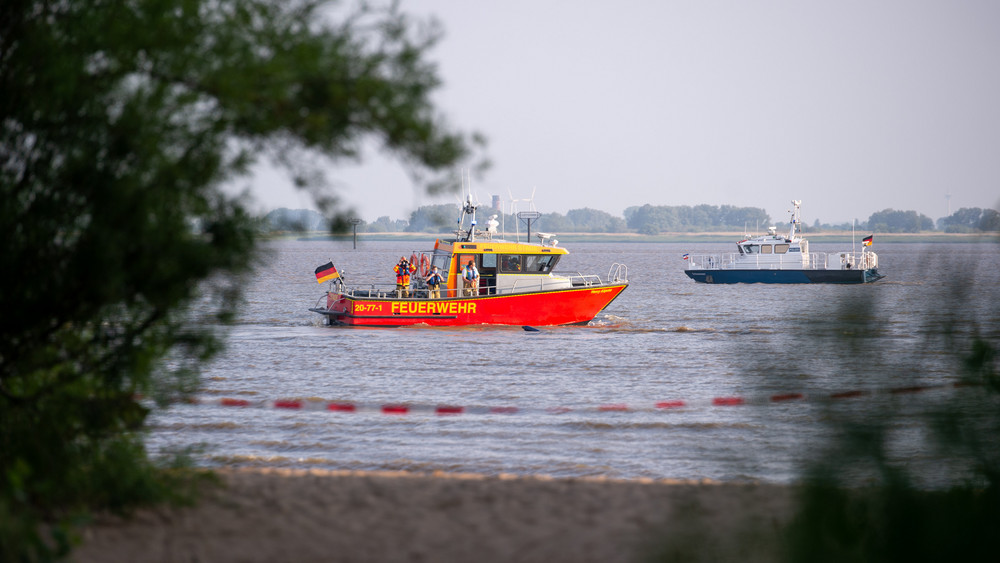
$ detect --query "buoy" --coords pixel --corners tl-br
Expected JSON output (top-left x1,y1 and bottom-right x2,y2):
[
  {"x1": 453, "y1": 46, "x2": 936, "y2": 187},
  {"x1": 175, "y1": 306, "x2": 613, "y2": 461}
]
[
  {"x1": 655, "y1": 400, "x2": 686, "y2": 409},
  {"x1": 712, "y1": 397, "x2": 745, "y2": 406},
  {"x1": 220, "y1": 398, "x2": 251, "y2": 407}
]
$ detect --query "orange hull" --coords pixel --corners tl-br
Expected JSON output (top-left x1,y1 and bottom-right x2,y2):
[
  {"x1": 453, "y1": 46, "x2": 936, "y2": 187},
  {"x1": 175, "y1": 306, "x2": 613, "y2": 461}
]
[{"x1": 313, "y1": 284, "x2": 628, "y2": 327}]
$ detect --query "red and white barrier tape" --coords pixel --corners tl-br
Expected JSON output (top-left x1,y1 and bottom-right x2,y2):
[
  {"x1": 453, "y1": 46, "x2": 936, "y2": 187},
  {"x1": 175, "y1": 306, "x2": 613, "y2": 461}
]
[{"x1": 173, "y1": 382, "x2": 976, "y2": 416}]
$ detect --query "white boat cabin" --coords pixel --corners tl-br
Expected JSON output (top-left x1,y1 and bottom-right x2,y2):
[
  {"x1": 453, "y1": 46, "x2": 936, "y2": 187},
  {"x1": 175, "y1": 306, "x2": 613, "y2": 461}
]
[{"x1": 687, "y1": 201, "x2": 879, "y2": 272}]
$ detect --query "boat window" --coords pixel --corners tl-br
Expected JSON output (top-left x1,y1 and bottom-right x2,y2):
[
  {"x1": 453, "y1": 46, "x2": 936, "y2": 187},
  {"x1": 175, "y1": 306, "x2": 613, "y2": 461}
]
[
  {"x1": 760, "y1": 245, "x2": 773, "y2": 254},
  {"x1": 480, "y1": 254, "x2": 497, "y2": 269},
  {"x1": 745, "y1": 245, "x2": 759, "y2": 254},
  {"x1": 523, "y1": 254, "x2": 559, "y2": 273},
  {"x1": 774, "y1": 244, "x2": 789, "y2": 254},
  {"x1": 499, "y1": 254, "x2": 522, "y2": 273},
  {"x1": 431, "y1": 252, "x2": 450, "y2": 274}
]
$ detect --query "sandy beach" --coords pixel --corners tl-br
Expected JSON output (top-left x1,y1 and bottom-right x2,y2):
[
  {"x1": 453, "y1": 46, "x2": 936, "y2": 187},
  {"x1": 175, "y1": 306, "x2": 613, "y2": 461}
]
[{"x1": 73, "y1": 468, "x2": 797, "y2": 563}]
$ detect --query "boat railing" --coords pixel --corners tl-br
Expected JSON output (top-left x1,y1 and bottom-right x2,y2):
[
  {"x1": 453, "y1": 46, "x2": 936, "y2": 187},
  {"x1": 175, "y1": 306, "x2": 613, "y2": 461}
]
[
  {"x1": 687, "y1": 251, "x2": 878, "y2": 271},
  {"x1": 607, "y1": 263, "x2": 628, "y2": 283},
  {"x1": 318, "y1": 263, "x2": 631, "y2": 304},
  {"x1": 566, "y1": 273, "x2": 603, "y2": 287},
  {"x1": 324, "y1": 282, "x2": 499, "y2": 300},
  {"x1": 827, "y1": 250, "x2": 879, "y2": 271},
  {"x1": 684, "y1": 253, "x2": 740, "y2": 270},
  {"x1": 509, "y1": 278, "x2": 545, "y2": 293},
  {"x1": 862, "y1": 251, "x2": 878, "y2": 270},
  {"x1": 334, "y1": 282, "x2": 399, "y2": 299},
  {"x1": 685, "y1": 253, "x2": 825, "y2": 270}
]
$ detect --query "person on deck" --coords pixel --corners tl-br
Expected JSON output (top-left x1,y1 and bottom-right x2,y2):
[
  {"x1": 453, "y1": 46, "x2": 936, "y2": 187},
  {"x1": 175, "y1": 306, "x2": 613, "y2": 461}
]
[
  {"x1": 394, "y1": 257, "x2": 416, "y2": 298},
  {"x1": 425, "y1": 265, "x2": 444, "y2": 299},
  {"x1": 462, "y1": 260, "x2": 479, "y2": 297}
]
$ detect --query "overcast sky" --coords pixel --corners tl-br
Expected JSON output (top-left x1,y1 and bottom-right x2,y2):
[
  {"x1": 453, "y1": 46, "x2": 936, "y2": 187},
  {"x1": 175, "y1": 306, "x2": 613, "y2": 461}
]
[{"x1": 242, "y1": 0, "x2": 1000, "y2": 225}]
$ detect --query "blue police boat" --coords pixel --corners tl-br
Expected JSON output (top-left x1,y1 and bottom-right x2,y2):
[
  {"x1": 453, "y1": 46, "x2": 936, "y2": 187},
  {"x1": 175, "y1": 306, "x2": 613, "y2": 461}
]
[{"x1": 683, "y1": 200, "x2": 885, "y2": 284}]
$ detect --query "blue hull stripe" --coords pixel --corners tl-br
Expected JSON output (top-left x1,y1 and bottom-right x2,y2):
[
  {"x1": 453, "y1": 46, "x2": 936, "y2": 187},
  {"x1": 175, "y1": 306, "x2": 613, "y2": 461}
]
[{"x1": 685, "y1": 269, "x2": 880, "y2": 284}]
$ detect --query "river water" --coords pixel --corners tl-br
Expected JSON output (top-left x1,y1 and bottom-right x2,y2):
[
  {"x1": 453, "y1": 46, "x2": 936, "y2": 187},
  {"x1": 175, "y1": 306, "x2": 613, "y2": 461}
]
[{"x1": 147, "y1": 238, "x2": 1000, "y2": 484}]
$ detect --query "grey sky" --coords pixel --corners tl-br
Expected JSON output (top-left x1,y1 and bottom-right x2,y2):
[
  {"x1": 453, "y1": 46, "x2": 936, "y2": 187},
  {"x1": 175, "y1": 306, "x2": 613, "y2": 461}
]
[{"x1": 244, "y1": 0, "x2": 1000, "y2": 225}]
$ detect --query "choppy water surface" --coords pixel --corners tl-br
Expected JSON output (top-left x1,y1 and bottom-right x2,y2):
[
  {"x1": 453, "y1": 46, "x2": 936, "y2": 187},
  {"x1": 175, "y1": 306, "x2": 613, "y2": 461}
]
[{"x1": 148, "y1": 239, "x2": 1000, "y2": 484}]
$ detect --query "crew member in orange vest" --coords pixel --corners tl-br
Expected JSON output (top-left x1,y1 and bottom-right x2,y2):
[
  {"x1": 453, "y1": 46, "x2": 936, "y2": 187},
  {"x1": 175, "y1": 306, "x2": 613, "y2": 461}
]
[{"x1": 394, "y1": 257, "x2": 416, "y2": 298}]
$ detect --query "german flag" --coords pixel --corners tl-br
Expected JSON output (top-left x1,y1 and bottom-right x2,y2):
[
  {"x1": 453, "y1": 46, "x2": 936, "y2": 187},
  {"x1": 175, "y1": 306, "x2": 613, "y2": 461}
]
[
  {"x1": 862, "y1": 235, "x2": 873, "y2": 247},
  {"x1": 315, "y1": 261, "x2": 340, "y2": 284}
]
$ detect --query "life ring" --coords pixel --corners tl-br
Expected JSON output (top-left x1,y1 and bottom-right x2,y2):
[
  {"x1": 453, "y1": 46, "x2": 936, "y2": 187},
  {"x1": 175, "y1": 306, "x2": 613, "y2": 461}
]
[
  {"x1": 419, "y1": 254, "x2": 430, "y2": 277},
  {"x1": 409, "y1": 253, "x2": 419, "y2": 272}
]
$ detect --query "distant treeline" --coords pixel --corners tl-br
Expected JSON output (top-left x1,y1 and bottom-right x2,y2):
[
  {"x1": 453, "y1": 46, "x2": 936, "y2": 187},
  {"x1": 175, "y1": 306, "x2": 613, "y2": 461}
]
[
  {"x1": 623, "y1": 204, "x2": 769, "y2": 234},
  {"x1": 263, "y1": 205, "x2": 1000, "y2": 235},
  {"x1": 936, "y1": 207, "x2": 1000, "y2": 233}
]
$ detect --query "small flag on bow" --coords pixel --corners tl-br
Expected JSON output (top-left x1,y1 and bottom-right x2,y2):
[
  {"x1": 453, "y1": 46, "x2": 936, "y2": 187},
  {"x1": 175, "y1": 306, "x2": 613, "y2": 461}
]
[
  {"x1": 315, "y1": 261, "x2": 340, "y2": 284},
  {"x1": 862, "y1": 235, "x2": 873, "y2": 247}
]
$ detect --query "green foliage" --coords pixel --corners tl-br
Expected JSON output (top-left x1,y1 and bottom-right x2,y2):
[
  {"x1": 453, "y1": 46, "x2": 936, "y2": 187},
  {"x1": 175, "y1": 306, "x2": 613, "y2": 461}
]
[
  {"x1": 808, "y1": 218, "x2": 861, "y2": 231},
  {"x1": 1, "y1": 0, "x2": 473, "y2": 560},
  {"x1": 365, "y1": 215, "x2": 408, "y2": 233},
  {"x1": 626, "y1": 203, "x2": 770, "y2": 234},
  {"x1": 784, "y1": 483, "x2": 1000, "y2": 563},
  {"x1": 402, "y1": 204, "x2": 627, "y2": 234},
  {"x1": 264, "y1": 208, "x2": 329, "y2": 232},
  {"x1": 536, "y1": 212, "x2": 573, "y2": 233},
  {"x1": 566, "y1": 207, "x2": 626, "y2": 232},
  {"x1": 406, "y1": 203, "x2": 461, "y2": 232},
  {"x1": 528, "y1": 208, "x2": 623, "y2": 233},
  {"x1": 983, "y1": 209, "x2": 1000, "y2": 232},
  {"x1": 653, "y1": 243, "x2": 1000, "y2": 562},
  {"x1": 867, "y1": 208, "x2": 935, "y2": 233},
  {"x1": 937, "y1": 207, "x2": 1000, "y2": 233},
  {"x1": 776, "y1": 257, "x2": 1000, "y2": 562}
]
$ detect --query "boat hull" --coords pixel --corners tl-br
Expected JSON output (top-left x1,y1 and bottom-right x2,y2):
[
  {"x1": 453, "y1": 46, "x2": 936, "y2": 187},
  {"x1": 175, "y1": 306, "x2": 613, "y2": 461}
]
[
  {"x1": 310, "y1": 283, "x2": 629, "y2": 327},
  {"x1": 684, "y1": 269, "x2": 884, "y2": 284}
]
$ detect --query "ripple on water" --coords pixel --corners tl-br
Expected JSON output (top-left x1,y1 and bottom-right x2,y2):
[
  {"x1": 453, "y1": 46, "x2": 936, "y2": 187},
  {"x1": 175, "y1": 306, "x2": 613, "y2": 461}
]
[{"x1": 143, "y1": 240, "x2": 1000, "y2": 484}]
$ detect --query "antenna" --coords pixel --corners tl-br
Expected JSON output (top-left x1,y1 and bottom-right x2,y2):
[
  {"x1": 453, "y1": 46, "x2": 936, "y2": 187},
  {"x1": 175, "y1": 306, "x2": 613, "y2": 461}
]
[
  {"x1": 458, "y1": 168, "x2": 478, "y2": 241},
  {"x1": 787, "y1": 200, "x2": 801, "y2": 240},
  {"x1": 505, "y1": 189, "x2": 515, "y2": 237},
  {"x1": 504, "y1": 187, "x2": 540, "y2": 242},
  {"x1": 508, "y1": 189, "x2": 526, "y2": 242},
  {"x1": 518, "y1": 211, "x2": 541, "y2": 241}
]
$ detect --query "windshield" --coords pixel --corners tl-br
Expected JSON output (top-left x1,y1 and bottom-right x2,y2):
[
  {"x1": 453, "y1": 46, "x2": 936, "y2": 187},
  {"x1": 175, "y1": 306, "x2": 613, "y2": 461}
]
[{"x1": 523, "y1": 254, "x2": 559, "y2": 273}]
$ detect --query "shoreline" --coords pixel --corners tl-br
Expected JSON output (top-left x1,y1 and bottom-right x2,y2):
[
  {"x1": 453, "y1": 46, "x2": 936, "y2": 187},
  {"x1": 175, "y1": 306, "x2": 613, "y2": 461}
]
[
  {"x1": 270, "y1": 231, "x2": 998, "y2": 244},
  {"x1": 73, "y1": 468, "x2": 798, "y2": 563}
]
